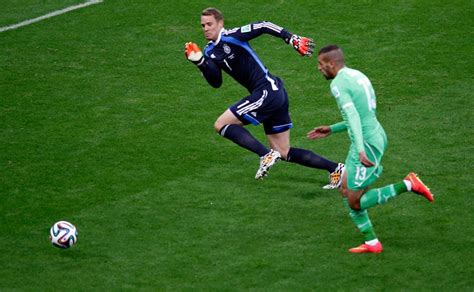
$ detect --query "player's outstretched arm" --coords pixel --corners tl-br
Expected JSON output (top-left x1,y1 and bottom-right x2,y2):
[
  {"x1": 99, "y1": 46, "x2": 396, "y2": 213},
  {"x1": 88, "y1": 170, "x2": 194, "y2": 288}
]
[
  {"x1": 227, "y1": 21, "x2": 314, "y2": 57},
  {"x1": 307, "y1": 126, "x2": 332, "y2": 139}
]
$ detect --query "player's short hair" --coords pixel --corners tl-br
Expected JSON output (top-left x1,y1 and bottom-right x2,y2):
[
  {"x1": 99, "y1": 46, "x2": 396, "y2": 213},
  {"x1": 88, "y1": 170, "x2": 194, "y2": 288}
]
[
  {"x1": 318, "y1": 44, "x2": 345, "y2": 65},
  {"x1": 318, "y1": 44, "x2": 341, "y2": 55},
  {"x1": 201, "y1": 7, "x2": 224, "y2": 22}
]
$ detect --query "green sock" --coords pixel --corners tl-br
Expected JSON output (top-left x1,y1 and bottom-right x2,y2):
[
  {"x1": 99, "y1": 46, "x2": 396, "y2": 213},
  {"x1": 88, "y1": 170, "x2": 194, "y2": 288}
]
[
  {"x1": 343, "y1": 198, "x2": 377, "y2": 242},
  {"x1": 360, "y1": 182, "x2": 408, "y2": 209}
]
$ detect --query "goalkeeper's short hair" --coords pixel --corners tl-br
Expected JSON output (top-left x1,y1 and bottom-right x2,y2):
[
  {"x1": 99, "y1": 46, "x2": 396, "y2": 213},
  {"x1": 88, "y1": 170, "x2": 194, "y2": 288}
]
[{"x1": 201, "y1": 7, "x2": 224, "y2": 22}]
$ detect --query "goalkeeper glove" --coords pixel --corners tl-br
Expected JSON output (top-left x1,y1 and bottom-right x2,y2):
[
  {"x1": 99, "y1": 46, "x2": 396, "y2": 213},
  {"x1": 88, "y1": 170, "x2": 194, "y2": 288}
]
[
  {"x1": 185, "y1": 42, "x2": 204, "y2": 65},
  {"x1": 289, "y1": 34, "x2": 314, "y2": 57}
]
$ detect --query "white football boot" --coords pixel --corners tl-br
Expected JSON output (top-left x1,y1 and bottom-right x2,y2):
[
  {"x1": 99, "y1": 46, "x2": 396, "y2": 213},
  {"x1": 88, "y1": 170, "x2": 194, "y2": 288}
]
[
  {"x1": 255, "y1": 149, "x2": 281, "y2": 180},
  {"x1": 323, "y1": 163, "x2": 345, "y2": 189}
]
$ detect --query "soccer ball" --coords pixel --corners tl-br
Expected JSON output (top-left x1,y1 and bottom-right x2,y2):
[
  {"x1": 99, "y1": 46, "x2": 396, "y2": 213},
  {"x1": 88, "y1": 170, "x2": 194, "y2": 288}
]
[{"x1": 49, "y1": 221, "x2": 78, "y2": 249}]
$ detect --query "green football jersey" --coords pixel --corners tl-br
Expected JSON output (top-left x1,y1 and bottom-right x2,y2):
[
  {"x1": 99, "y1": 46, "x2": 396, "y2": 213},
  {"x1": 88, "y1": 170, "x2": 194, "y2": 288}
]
[{"x1": 329, "y1": 67, "x2": 383, "y2": 152}]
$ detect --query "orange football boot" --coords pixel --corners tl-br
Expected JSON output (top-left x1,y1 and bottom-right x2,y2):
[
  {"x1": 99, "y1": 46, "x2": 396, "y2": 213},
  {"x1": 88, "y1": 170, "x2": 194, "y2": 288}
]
[
  {"x1": 349, "y1": 242, "x2": 383, "y2": 253},
  {"x1": 405, "y1": 172, "x2": 434, "y2": 202}
]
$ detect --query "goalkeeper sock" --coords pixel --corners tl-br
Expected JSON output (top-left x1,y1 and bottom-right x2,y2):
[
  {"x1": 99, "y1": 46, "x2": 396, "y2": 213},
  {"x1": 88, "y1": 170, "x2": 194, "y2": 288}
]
[
  {"x1": 343, "y1": 198, "x2": 377, "y2": 242},
  {"x1": 219, "y1": 124, "x2": 269, "y2": 157},
  {"x1": 360, "y1": 182, "x2": 408, "y2": 209},
  {"x1": 286, "y1": 147, "x2": 338, "y2": 172}
]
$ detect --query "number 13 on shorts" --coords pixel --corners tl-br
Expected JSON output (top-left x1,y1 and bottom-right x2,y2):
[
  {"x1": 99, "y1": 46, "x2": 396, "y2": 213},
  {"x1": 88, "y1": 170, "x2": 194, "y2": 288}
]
[
  {"x1": 355, "y1": 166, "x2": 367, "y2": 181},
  {"x1": 348, "y1": 163, "x2": 383, "y2": 190},
  {"x1": 349, "y1": 165, "x2": 371, "y2": 189}
]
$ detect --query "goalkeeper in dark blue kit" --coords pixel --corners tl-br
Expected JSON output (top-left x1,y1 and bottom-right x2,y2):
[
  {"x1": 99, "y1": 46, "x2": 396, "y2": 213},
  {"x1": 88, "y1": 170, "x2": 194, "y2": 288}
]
[{"x1": 185, "y1": 7, "x2": 343, "y2": 188}]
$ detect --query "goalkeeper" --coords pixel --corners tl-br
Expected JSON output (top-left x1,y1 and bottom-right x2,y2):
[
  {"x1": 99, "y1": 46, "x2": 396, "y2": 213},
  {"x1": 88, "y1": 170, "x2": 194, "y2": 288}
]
[{"x1": 185, "y1": 7, "x2": 343, "y2": 187}]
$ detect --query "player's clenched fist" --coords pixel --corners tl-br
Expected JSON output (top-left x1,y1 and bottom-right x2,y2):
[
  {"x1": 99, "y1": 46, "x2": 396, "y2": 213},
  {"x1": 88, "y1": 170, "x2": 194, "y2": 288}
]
[
  {"x1": 289, "y1": 34, "x2": 314, "y2": 57},
  {"x1": 185, "y1": 42, "x2": 204, "y2": 65}
]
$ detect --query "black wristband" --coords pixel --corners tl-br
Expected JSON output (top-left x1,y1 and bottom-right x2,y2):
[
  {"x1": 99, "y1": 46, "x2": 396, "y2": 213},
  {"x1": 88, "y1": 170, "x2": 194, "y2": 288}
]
[{"x1": 281, "y1": 29, "x2": 293, "y2": 44}]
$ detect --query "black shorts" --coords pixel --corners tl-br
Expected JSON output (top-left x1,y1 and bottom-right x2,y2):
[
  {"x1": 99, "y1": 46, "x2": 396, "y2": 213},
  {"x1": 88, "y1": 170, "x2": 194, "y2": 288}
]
[{"x1": 229, "y1": 78, "x2": 293, "y2": 134}]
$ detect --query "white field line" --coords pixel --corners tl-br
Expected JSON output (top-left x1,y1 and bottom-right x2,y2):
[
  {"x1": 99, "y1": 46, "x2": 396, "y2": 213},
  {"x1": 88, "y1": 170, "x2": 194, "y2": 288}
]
[{"x1": 0, "y1": 0, "x2": 103, "y2": 33}]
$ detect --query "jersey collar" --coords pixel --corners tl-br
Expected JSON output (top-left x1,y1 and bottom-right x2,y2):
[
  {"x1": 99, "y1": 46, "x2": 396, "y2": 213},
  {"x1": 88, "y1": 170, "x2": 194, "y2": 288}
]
[
  {"x1": 213, "y1": 28, "x2": 226, "y2": 46},
  {"x1": 336, "y1": 66, "x2": 348, "y2": 77}
]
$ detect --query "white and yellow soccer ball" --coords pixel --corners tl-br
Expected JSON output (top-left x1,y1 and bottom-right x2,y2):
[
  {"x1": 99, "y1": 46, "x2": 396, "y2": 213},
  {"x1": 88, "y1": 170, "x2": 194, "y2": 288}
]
[{"x1": 49, "y1": 221, "x2": 78, "y2": 249}]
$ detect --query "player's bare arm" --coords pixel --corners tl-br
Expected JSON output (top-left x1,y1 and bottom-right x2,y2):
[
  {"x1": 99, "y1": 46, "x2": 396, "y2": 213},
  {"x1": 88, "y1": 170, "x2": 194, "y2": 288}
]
[{"x1": 307, "y1": 126, "x2": 332, "y2": 139}]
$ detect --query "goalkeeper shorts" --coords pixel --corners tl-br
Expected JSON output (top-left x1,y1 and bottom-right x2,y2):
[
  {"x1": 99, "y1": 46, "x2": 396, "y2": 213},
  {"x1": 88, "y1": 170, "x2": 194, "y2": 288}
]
[{"x1": 229, "y1": 77, "x2": 293, "y2": 134}]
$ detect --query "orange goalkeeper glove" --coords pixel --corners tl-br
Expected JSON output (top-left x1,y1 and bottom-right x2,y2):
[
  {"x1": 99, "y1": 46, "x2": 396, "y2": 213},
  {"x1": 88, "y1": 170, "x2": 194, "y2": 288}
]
[
  {"x1": 289, "y1": 34, "x2": 314, "y2": 57},
  {"x1": 185, "y1": 42, "x2": 204, "y2": 65}
]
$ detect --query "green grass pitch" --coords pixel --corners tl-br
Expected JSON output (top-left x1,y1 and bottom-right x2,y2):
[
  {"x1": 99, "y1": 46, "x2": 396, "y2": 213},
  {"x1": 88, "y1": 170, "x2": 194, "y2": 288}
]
[{"x1": 1, "y1": 0, "x2": 473, "y2": 290}]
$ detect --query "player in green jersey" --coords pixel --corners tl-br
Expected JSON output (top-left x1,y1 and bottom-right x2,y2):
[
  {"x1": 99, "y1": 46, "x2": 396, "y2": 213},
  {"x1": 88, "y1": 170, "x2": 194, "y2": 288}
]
[{"x1": 307, "y1": 45, "x2": 434, "y2": 253}]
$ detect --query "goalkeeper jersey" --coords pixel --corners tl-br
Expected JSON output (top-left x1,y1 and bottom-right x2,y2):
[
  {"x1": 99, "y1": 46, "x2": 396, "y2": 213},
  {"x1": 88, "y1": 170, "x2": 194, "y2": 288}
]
[
  {"x1": 197, "y1": 21, "x2": 292, "y2": 93},
  {"x1": 329, "y1": 67, "x2": 384, "y2": 152}
]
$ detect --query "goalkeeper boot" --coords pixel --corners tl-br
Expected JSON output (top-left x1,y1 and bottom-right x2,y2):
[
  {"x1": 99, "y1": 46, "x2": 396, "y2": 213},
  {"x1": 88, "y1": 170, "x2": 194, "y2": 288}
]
[
  {"x1": 255, "y1": 149, "x2": 281, "y2": 180},
  {"x1": 405, "y1": 172, "x2": 434, "y2": 202},
  {"x1": 323, "y1": 163, "x2": 345, "y2": 189},
  {"x1": 349, "y1": 241, "x2": 383, "y2": 253}
]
